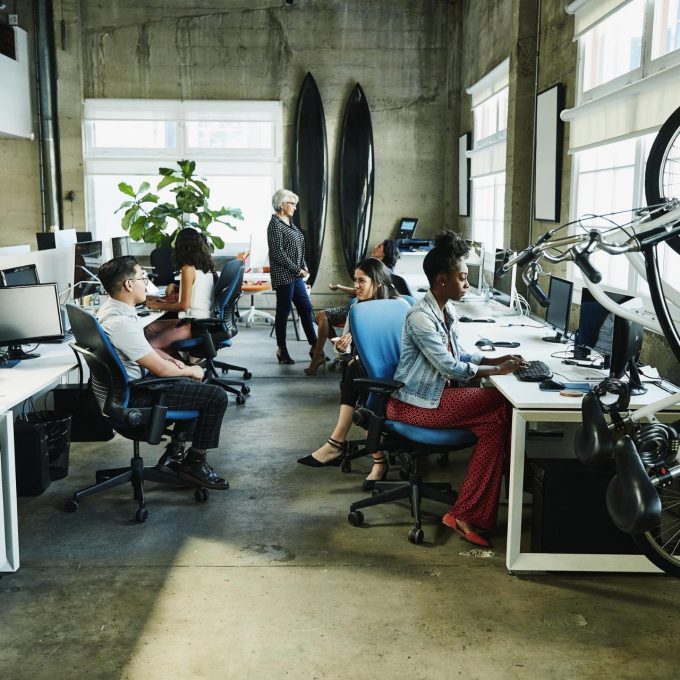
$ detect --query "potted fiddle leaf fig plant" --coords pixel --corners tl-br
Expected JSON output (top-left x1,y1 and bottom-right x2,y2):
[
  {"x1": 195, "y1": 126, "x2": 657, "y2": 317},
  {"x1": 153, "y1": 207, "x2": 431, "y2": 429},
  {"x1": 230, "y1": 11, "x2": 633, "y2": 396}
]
[{"x1": 116, "y1": 159, "x2": 243, "y2": 251}]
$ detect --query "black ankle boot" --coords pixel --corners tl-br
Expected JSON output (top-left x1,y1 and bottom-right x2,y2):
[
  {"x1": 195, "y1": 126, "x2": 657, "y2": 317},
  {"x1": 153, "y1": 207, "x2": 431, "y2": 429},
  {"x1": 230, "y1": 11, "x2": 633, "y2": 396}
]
[
  {"x1": 276, "y1": 347, "x2": 295, "y2": 364},
  {"x1": 156, "y1": 441, "x2": 185, "y2": 471},
  {"x1": 175, "y1": 449, "x2": 229, "y2": 490}
]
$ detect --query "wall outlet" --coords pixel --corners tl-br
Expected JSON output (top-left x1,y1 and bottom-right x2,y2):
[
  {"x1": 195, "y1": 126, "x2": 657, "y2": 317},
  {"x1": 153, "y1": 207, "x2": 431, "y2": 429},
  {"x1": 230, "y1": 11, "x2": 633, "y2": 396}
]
[{"x1": 8, "y1": 14, "x2": 18, "y2": 26}]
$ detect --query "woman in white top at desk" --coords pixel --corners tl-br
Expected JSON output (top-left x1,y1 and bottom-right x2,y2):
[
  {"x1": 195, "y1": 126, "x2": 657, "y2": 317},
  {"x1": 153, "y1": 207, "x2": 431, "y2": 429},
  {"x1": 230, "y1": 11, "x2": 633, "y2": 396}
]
[
  {"x1": 143, "y1": 227, "x2": 215, "y2": 357},
  {"x1": 386, "y1": 230, "x2": 527, "y2": 548}
]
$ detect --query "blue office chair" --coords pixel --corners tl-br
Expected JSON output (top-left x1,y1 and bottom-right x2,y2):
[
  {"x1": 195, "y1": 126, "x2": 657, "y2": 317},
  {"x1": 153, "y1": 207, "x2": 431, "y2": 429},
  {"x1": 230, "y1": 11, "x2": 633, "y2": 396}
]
[
  {"x1": 64, "y1": 304, "x2": 208, "y2": 522},
  {"x1": 148, "y1": 246, "x2": 177, "y2": 286},
  {"x1": 348, "y1": 299, "x2": 477, "y2": 544},
  {"x1": 390, "y1": 272, "x2": 414, "y2": 297},
  {"x1": 172, "y1": 260, "x2": 252, "y2": 405}
]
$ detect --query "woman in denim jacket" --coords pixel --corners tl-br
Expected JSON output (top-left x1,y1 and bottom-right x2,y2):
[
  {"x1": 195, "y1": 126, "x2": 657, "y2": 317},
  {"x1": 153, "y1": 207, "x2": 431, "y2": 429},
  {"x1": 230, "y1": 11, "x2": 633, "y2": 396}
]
[{"x1": 386, "y1": 231, "x2": 527, "y2": 548}]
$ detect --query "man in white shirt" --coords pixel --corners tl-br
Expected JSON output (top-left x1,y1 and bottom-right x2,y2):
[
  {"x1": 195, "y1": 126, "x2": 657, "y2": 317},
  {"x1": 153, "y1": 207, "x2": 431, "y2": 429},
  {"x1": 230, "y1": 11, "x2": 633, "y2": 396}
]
[{"x1": 96, "y1": 256, "x2": 229, "y2": 490}]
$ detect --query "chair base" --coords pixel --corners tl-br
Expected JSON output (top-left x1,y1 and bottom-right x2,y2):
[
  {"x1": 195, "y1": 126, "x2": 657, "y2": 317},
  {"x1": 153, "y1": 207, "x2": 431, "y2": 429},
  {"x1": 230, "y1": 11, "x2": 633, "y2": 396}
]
[
  {"x1": 64, "y1": 450, "x2": 206, "y2": 522},
  {"x1": 348, "y1": 461, "x2": 457, "y2": 543},
  {"x1": 244, "y1": 302, "x2": 275, "y2": 326}
]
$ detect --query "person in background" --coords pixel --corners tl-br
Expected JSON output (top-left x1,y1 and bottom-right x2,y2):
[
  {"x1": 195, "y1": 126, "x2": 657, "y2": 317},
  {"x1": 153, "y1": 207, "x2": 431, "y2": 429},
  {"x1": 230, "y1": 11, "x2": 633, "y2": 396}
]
[
  {"x1": 267, "y1": 189, "x2": 318, "y2": 365},
  {"x1": 143, "y1": 227, "x2": 216, "y2": 358},
  {"x1": 298, "y1": 257, "x2": 405, "y2": 489},
  {"x1": 96, "y1": 255, "x2": 229, "y2": 490},
  {"x1": 305, "y1": 239, "x2": 400, "y2": 376},
  {"x1": 386, "y1": 230, "x2": 527, "y2": 548}
]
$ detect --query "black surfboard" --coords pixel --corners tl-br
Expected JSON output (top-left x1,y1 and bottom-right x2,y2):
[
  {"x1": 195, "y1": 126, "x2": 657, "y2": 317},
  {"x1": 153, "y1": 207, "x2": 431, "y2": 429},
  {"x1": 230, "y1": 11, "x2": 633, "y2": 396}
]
[
  {"x1": 290, "y1": 72, "x2": 328, "y2": 288},
  {"x1": 338, "y1": 83, "x2": 374, "y2": 278}
]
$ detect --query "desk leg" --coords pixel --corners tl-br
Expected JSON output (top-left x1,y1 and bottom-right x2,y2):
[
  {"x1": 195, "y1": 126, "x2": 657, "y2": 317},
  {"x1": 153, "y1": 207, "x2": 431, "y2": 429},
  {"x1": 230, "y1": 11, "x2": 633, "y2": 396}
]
[
  {"x1": 0, "y1": 413, "x2": 19, "y2": 572},
  {"x1": 506, "y1": 409, "x2": 527, "y2": 572}
]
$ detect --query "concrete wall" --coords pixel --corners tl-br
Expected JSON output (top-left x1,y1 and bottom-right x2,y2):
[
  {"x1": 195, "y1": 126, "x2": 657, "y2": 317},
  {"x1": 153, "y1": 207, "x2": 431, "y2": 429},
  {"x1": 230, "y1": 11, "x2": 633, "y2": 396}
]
[{"x1": 0, "y1": 0, "x2": 677, "y2": 376}]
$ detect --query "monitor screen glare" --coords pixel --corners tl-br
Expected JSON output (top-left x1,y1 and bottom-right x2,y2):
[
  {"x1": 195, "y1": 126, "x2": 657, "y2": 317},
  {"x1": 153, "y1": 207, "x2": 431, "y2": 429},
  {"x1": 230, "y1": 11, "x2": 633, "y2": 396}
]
[
  {"x1": 0, "y1": 284, "x2": 64, "y2": 356},
  {"x1": 0, "y1": 264, "x2": 40, "y2": 287},
  {"x1": 465, "y1": 241, "x2": 484, "y2": 294},
  {"x1": 73, "y1": 241, "x2": 104, "y2": 300},
  {"x1": 543, "y1": 275, "x2": 573, "y2": 343}
]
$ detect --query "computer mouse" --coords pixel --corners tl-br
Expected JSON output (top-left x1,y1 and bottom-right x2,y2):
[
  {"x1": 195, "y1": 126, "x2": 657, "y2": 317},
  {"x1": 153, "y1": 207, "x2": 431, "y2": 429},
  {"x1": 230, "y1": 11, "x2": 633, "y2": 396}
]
[
  {"x1": 540, "y1": 379, "x2": 565, "y2": 390},
  {"x1": 137, "y1": 310, "x2": 151, "y2": 317},
  {"x1": 459, "y1": 316, "x2": 472, "y2": 322},
  {"x1": 475, "y1": 338, "x2": 494, "y2": 347}
]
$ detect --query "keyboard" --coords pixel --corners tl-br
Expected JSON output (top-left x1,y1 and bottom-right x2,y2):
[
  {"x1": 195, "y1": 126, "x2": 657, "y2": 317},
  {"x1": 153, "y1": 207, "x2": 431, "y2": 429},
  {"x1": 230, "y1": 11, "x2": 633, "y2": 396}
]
[{"x1": 515, "y1": 360, "x2": 552, "y2": 382}]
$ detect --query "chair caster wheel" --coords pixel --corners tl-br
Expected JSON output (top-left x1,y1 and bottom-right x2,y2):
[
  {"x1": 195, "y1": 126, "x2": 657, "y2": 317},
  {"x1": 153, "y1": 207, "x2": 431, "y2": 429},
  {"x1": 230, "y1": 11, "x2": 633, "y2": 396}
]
[
  {"x1": 399, "y1": 469, "x2": 409, "y2": 481},
  {"x1": 194, "y1": 487, "x2": 209, "y2": 502},
  {"x1": 243, "y1": 371, "x2": 252, "y2": 380},
  {"x1": 341, "y1": 459, "x2": 352, "y2": 473},
  {"x1": 408, "y1": 528, "x2": 424, "y2": 544},
  {"x1": 348, "y1": 510, "x2": 364, "y2": 526},
  {"x1": 236, "y1": 395, "x2": 246, "y2": 405},
  {"x1": 135, "y1": 507, "x2": 149, "y2": 523},
  {"x1": 64, "y1": 499, "x2": 78, "y2": 513},
  {"x1": 241, "y1": 385, "x2": 251, "y2": 395}
]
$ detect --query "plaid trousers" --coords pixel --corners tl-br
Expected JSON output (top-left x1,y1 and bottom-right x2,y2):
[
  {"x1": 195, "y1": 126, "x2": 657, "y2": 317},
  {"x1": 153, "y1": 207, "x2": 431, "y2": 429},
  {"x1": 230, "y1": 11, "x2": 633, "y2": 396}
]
[{"x1": 129, "y1": 379, "x2": 227, "y2": 450}]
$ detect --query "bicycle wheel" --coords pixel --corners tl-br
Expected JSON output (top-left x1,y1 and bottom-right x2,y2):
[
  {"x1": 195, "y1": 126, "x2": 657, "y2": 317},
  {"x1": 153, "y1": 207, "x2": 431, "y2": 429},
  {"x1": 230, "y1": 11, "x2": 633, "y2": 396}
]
[
  {"x1": 632, "y1": 476, "x2": 680, "y2": 577},
  {"x1": 646, "y1": 105, "x2": 680, "y2": 255}
]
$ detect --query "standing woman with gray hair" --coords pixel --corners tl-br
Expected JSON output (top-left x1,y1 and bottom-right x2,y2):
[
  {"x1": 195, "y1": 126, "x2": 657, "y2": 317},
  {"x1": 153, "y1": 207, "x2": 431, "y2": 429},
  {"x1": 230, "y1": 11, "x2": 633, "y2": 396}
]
[{"x1": 267, "y1": 188, "x2": 318, "y2": 364}]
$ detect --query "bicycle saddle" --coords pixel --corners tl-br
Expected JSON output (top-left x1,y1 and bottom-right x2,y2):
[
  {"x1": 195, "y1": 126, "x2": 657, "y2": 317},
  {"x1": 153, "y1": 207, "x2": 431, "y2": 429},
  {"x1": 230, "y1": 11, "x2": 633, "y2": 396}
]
[
  {"x1": 606, "y1": 436, "x2": 661, "y2": 535},
  {"x1": 574, "y1": 391, "x2": 613, "y2": 467}
]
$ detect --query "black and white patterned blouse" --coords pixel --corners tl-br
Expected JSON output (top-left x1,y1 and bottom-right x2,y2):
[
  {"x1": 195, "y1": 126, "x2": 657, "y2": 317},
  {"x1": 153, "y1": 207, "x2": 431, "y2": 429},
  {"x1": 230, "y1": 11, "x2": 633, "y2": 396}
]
[{"x1": 267, "y1": 214, "x2": 308, "y2": 289}]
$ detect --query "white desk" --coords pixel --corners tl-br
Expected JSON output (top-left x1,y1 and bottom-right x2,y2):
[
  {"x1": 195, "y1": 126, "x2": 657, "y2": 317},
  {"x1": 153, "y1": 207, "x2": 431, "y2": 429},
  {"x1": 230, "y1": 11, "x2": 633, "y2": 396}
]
[
  {"x1": 0, "y1": 343, "x2": 78, "y2": 572},
  {"x1": 454, "y1": 299, "x2": 678, "y2": 574}
]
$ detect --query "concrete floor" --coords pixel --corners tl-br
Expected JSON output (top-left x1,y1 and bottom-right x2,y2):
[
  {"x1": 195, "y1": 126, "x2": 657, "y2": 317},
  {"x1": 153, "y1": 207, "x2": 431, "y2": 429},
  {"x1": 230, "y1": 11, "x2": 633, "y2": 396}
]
[{"x1": 2, "y1": 321, "x2": 680, "y2": 679}]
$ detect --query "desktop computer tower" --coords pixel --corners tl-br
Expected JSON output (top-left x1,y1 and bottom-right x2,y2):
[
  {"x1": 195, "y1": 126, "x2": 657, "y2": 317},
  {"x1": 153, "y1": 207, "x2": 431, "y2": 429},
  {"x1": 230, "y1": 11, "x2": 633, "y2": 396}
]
[
  {"x1": 530, "y1": 459, "x2": 639, "y2": 554},
  {"x1": 14, "y1": 419, "x2": 51, "y2": 496}
]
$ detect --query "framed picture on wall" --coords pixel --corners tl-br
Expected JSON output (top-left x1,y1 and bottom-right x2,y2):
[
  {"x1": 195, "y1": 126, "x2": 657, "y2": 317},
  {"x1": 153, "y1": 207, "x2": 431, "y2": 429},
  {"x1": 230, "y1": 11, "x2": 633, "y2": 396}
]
[
  {"x1": 534, "y1": 84, "x2": 564, "y2": 222},
  {"x1": 458, "y1": 132, "x2": 471, "y2": 217}
]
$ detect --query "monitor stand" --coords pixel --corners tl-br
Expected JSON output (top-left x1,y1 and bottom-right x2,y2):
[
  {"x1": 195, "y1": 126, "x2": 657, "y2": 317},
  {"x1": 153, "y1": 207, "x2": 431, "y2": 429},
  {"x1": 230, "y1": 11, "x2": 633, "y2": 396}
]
[
  {"x1": 542, "y1": 331, "x2": 567, "y2": 344},
  {"x1": 627, "y1": 358, "x2": 647, "y2": 395},
  {"x1": 5, "y1": 344, "x2": 40, "y2": 360}
]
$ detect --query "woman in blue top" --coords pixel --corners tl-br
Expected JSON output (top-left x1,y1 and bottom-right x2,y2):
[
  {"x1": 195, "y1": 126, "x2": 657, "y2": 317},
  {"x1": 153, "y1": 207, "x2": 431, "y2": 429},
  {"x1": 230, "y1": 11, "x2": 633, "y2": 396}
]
[
  {"x1": 386, "y1": 230, "x2": 527, "y2": 547},
  {"x1": 267, "y1": 189, "x2": 318, "y2": 365}
]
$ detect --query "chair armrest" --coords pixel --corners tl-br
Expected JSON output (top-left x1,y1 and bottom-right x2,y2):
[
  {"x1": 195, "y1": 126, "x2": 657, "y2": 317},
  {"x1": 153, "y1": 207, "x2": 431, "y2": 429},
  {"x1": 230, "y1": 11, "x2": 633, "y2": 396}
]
[
  {"x1": 130, "y1": 376, "x2": 192, "y2": 391},
  {"x1": 353, "y1": 377, "x2": 404, "y2": 395}
]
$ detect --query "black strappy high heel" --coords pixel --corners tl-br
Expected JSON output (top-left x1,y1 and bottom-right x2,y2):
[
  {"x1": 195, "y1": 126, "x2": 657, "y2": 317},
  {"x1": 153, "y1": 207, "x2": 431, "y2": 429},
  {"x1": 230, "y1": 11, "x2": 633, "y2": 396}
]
[
  {"x1": 297, "y1": 437, "x2": 345, "y2": 467},
  {"x1": 362, "y1": 453, "x2": 389, "y2": 491}
]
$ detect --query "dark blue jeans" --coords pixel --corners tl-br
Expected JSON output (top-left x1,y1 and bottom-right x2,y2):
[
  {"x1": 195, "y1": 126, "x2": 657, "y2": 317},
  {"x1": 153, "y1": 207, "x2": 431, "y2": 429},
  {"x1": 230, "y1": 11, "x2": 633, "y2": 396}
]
[{"x1": 274, "y1": 277, "x2": 317, "y2": 349}]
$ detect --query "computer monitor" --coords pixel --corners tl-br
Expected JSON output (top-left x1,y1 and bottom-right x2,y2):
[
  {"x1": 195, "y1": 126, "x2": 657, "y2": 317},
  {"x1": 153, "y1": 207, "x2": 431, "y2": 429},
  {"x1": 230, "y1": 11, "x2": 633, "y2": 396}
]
[
  {"x1": 542, "y1": 275, "x2": 572, "y2": 343},
  {"x1": 0, "y1": 283, "x2": 64, "y2": 362},
  {"x1": 54, "y1": 228, "x2": 78, "y2": 249},
  {"x1": 36, "y1": 232, "x2": 55, "y2": 250},
  {"x1": 465, "y1": 240, "x2": 485, "y2": 295},
  {"x1": 397, "y1": 217, "x2": 419, "y2": 241},
  {"x1": 73, "y1": 241, "x2": 103, "y2": 300},
  {"x1": 0, "y1": 264, "x2": 40, "y2": 287},
  {"x1": 111, "y1": 235, "x2": 131, "y2": 258},
  {"x1": 574, "y1": 289, "x2": 646, "y2": 394},
  {"x1": 492, "y1": 248, "x2": 516, "y2": 307}
]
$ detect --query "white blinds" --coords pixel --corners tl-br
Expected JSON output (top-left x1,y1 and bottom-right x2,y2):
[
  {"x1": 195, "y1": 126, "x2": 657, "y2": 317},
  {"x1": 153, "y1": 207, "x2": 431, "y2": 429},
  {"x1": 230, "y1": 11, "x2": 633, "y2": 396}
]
[
  {"x1": 468, "y1": 139, "x2": 507, "y2": 178},
  {"x1": 466, "y1": 59, "x2": 509, "y2": 108},
  {"x1": 566, "y1": 0, "x2": 632, "y2": 38},
  {"x1": 562, "y1": 53, "x2": 680, "y2": 152}
]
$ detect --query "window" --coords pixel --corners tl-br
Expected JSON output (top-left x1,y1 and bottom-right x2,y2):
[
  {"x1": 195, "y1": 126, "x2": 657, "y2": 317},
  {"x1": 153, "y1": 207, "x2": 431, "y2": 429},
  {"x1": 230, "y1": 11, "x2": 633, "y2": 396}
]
[
  {"x1": 83, "y1": 100, "x2": 283, "y2": 265},
  {"x1": 564, "y1": 0, "x2": 680, "y2": 313},
  {"x1": 467, "y1": 60, "x2": 509, "y2": 256}
]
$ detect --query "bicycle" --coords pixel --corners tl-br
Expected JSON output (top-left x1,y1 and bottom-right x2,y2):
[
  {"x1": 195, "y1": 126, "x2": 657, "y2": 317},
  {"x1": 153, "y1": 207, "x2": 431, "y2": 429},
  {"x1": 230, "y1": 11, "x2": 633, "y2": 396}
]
[{"x1": 496, "y1": 104, "x2": 680, "y2": 575}]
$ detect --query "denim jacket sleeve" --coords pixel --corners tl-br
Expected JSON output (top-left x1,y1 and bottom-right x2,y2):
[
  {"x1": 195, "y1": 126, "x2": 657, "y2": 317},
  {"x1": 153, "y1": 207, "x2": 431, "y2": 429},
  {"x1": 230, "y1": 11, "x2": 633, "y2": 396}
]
[{"x1": 406, "y1": 308, "x2": 480, "y2": 382}]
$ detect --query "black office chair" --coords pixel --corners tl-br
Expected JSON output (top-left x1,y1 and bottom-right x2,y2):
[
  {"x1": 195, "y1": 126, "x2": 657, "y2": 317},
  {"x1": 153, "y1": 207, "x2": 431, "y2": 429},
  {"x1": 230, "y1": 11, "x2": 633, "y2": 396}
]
[
  {"x1": 149, "y1": 246, "x2": 177, "y2": 286},
  {"x1": 64, "y1": 304, "x2": 209, "y2": 522},
  {"x1": 173, "y1": 260, "x2": 252, "y2": 405},
  {"x1": 347, "y1": 299, "x2": 477, "y2": 544},
  {"x1": 390, "y1": 272, "x2": 414, "y2": 297}
]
